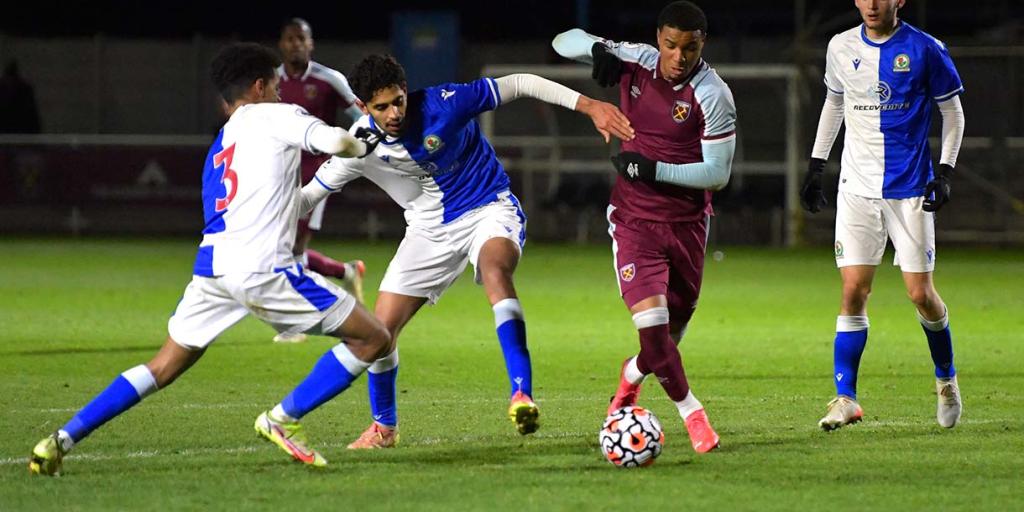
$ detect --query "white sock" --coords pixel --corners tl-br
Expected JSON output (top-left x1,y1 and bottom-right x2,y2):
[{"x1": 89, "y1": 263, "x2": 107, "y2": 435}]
[
  {"x1": 917, "y1": 306, "x2": 949, "y2": 331},
  {"x1": 270, "y1": 404, "x2": 297, "y2": 423},
  {"x1": 674, "y1": 391, "x2": 703, "y2": 420},
  {"x1": 369, "y1": 349, "x2": 399, "y2": 374},
  {"x1": 623, "y1": 356, "x2": 646, "y2": 385}
]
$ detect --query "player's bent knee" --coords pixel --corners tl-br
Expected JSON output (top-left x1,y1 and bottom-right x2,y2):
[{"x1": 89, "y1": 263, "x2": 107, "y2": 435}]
[{"x1": 906, "y1": 287, "x2": 934, "y2": 308}]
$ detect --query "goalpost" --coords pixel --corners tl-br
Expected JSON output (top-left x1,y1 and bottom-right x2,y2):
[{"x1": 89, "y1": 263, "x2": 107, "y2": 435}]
[{"x1": 479, "y1": 63, "x2": 804, "y2": 247}]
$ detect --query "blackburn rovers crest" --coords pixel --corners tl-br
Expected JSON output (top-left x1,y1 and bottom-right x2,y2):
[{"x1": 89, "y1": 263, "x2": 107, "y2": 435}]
[
  {"x1": 671, "y1": 100, "x2": 691, "y2": 123},
  {"x1": 424, "y1": 134, "x2": 444, "y2": 153},
  {"x1": 619, "y1": 263, "x2": 636, "y2": 282},
  {"x1": 893, "y1": 53, "x2": 911, "y2": 72}
]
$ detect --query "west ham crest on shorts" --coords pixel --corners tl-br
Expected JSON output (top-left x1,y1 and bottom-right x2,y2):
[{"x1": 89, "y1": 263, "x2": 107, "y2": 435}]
[
  {"x1": 671, "y1": 100, "x2": 691, "y2": 123},
  {"x1": 619, "y1": 263, "x2": 636, "y2": 282}
]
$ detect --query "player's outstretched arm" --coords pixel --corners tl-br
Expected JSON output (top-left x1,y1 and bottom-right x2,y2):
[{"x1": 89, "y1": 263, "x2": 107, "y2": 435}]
[
  {"x1": 307, "y1": 124, "x2": 373, "y2": 158},
  {"x1": 493, "y1": 73, "x2": 634, "y2": 142},
  {"x1": 551, "y1": 28, "x2": 600, "y2": 64},
  {"x1": 300, "y1": 154, "x2": 367, "y2": 215},
  {"x1": 553, "y1": 28, "x2": 658, "y2": 88},
  {"x1": 552, "y1": 28, "x2": 621, "y2": 86},
  {"x1": 611, "y1": 139, "x2": 735, "y2": 191}
]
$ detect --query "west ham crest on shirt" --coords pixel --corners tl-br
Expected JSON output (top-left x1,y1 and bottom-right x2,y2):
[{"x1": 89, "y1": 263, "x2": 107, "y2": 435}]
[
  {"x1": 671, "y1": 100, "x2": 691, "y2": 124},
  {"x1": 304, "y1": 84, "x2": 318, "y2": 100}
]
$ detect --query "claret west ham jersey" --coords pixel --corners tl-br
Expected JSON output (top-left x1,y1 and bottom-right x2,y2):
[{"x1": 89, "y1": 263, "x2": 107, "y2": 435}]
[
  {"x1": 194, "y1": 103, "x2": 324, "y2": 276},
  {"x1": 602, "y1": 40, "x2": 737, "y2": 223},
  {"x1": 277, "y1": 61, "x2": 360, "y2": 180},
  {"x1": 824, "y1": 22, "x2": 963, "y2": 199}
]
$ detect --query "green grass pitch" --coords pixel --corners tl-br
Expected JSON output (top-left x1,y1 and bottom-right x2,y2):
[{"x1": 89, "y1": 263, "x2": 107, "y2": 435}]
[{"x1": 1, "y1": 238, "x2": 1021, "y2": 510}]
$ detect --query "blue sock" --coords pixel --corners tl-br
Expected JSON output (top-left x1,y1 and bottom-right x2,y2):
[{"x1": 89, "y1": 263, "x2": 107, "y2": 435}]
[
  {"x1": 63, "y1": 365, "x2": 157, "y2": 442},
  {"x1": 834, "y1": 316, "x2": 870, "y2": 399},
  {"x1": 367, "y1": 350, "x2": 399, "y2": 427},
  {"x1": 494, "y1": 298, "x2": 532, "y2": 398},
  {"x1": 281, "y1": 344, "x2": 369, "y2": 419},
  {"x1": 919, "y1": 308, "x2": 956, "y2": 379}
]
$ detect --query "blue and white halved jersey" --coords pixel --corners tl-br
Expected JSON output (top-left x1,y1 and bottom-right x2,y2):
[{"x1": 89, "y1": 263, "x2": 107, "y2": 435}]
[
  {"x1": 825, "y1": 22, "x2": 963, "y2": 199},
  {"x1": 314, "y1": 78, "x2": 513, "y2": 228},
  {"x1": 194, "y1": 103, "x2": 324, "y2": 276}
]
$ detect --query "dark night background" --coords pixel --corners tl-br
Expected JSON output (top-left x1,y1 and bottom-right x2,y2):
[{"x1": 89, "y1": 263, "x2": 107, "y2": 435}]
[{"x1": 2, "y1": 1, "x2": 1021, "y2": 42}]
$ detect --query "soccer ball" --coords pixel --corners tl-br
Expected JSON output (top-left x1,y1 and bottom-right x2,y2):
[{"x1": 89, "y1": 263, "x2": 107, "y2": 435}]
[{"x1": 599, "y1": 406, "x2": 664, "y2": 468}]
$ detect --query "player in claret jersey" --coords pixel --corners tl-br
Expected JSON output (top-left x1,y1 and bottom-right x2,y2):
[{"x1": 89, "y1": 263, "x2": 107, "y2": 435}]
[
  {"x1": 276, "y1": 18, "x2": 366, "y2": 334},
  {"x1": 553, "y1": 0, "x2": 736, "y2": 453},
  {"x1": 29, "y1": 43, "x2": 391, "y2": 476},
  {"x1": 800, "y1": 0, "x2": 965, "y2": 431}
]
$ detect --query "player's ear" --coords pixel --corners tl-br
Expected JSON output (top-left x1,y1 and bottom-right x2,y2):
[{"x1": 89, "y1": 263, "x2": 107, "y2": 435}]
[
  {"x1": 356, "y1": 99, "x2": 368, "y2": 115},
  {"x1": 251, "y1": 78, "x2": 265, "y2": 99}
]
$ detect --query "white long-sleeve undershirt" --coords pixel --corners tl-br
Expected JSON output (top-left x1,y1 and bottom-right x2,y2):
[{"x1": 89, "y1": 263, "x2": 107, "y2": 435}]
[
  {"x1": 306, "y1": 124, "x2": 366, "y2": 158},
  {"x1": 494, "y1": 74, "x2": 581, "y2": 111},
  {"x1": 937, "y1": 95, "x2": 964, "y2": 167},
  {"x1": 811, "y1": 92, "x2": 845, "y2": 160}
]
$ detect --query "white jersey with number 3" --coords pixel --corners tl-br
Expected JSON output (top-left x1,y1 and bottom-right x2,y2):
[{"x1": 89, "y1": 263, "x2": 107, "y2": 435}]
[{"x1": 193, "y1": 103, "x2": 325, "y2": 276}]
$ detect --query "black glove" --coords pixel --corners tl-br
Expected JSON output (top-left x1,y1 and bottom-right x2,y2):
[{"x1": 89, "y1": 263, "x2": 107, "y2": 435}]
[
  {"x1": 800, "y1": 157, "x2": 828, "y2": 213},
  {"x1": 923, "y1": 163, "x2": 953, "y2": 212},
  {"x1": 591, "y1": 42, "x2": 622, "y2": 88},
  {"x1": 611, "y1": 152, "x2": 656, "y2": 182},
  {"x1": 353, "y1": 126, "x2": 383, "y2": 158}
]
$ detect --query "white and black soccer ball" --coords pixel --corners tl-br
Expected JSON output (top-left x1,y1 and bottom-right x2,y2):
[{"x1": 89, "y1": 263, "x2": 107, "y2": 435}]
[{"x1": 599, "y1": 406, "x2": 664, "y2": 468}]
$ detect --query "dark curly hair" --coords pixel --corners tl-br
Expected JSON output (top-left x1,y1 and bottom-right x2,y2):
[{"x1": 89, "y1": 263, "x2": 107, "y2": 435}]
[
  {"x1": 349, "y1": 54, "x2": 407, "y2": 103},
  {"x1": 658, "y1": 1, "x2": 708, "y2": 34},
  {"x1": 210, "y1": 42, "x2": 280, "y2": 103}
]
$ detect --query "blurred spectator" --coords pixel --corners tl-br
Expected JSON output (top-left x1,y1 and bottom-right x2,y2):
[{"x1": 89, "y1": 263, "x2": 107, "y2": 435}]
[{"x1": 0, "y1": 59, "x2": 42, "y2": 134}]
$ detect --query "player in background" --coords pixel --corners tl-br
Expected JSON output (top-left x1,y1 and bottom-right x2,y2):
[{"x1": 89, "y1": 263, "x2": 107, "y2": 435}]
[
  {"x1": 28, "y1": 43, "x2": 390, "y2": 476},
  {"x1": 303, "y1": 54, "x2": 635, "y2": 448},
  {"x1": 552, "y1": 0, "x2": 735, "y2": 453},
  {"x1": 276, "y1": 18, "x2": 366, "y2": 342},
  {"x1": 800, "y1": 0, "x2": 965, "y2": 431}
]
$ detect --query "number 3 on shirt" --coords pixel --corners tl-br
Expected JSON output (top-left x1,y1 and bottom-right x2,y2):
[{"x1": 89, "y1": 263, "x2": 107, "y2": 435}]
[{"x1": 213, "y1": 143, "x2": 238, "y2": 212}]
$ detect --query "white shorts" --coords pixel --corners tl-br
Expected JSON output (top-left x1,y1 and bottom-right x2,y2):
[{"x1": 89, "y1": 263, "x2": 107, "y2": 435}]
[
  {"x1": 379, "y1": 193, "x2": 526, "y2": 304},
  {"x1": 306, "y1": 199, "x2": 326, "y2": 231},
  {"x1": 834, "y1": 192, "x2": 936, "y2": 272},
  {"x1": 167, "y1": 264, "x2": 357, "y2": 350}
]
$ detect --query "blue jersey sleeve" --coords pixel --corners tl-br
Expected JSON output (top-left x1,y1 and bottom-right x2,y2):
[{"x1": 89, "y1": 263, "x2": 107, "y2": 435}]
[
  {"x1": 446, "y1": 78, "x2": 502, "y2": 121},
  {"x1": 925, "y1": 38, "x2": 963, "y2": 101}
]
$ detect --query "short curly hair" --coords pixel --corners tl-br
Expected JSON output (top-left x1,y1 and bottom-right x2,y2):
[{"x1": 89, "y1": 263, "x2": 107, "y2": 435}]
[
  {"x1": 658, "y1": 1, "x2": 708, "y2": 34},
  {"x1": 210, "y1": 42, "x2": 280, "y2": 103},
  {"x1": 349, "y1": 54, "x2": 407, "y2": 103}
]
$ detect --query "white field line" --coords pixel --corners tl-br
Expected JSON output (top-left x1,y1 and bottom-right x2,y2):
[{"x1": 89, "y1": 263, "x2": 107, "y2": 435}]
[
  {"x1": 4, "y1": 417, "x2": 1016, "y2": 467},
  {"x1": 19, "y1": 392, "x2": 1001, "y2": 415},
  {"x1": 2, "y1": 430, "x2": 590, "y2": 466}
]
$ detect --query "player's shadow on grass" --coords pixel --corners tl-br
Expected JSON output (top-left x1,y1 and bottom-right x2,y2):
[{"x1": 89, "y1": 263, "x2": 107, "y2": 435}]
[
  {"x1": 6, "y1": 338, "x2": 272, "y2": 357},
  {"x1": 5, "y1": 345, "x2": 160, "y2": 357}
]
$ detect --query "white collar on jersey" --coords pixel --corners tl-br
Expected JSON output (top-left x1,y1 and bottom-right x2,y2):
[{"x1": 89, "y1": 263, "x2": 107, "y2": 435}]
[
  {"x1": 652, "y1": 59, "x2": 708, "y2": 91},
  {"x1": 277, "y1": 62, "x2": 316, "y2": 81}
]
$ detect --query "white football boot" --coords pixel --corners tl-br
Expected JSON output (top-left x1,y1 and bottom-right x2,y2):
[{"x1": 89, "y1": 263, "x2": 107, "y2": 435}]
[
  {"x1": 936, "y1": 376, "x2": 962, "y2": 428},
  {"x1": 818, "y1": 395, "x2": 864, "y2": 431}
]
